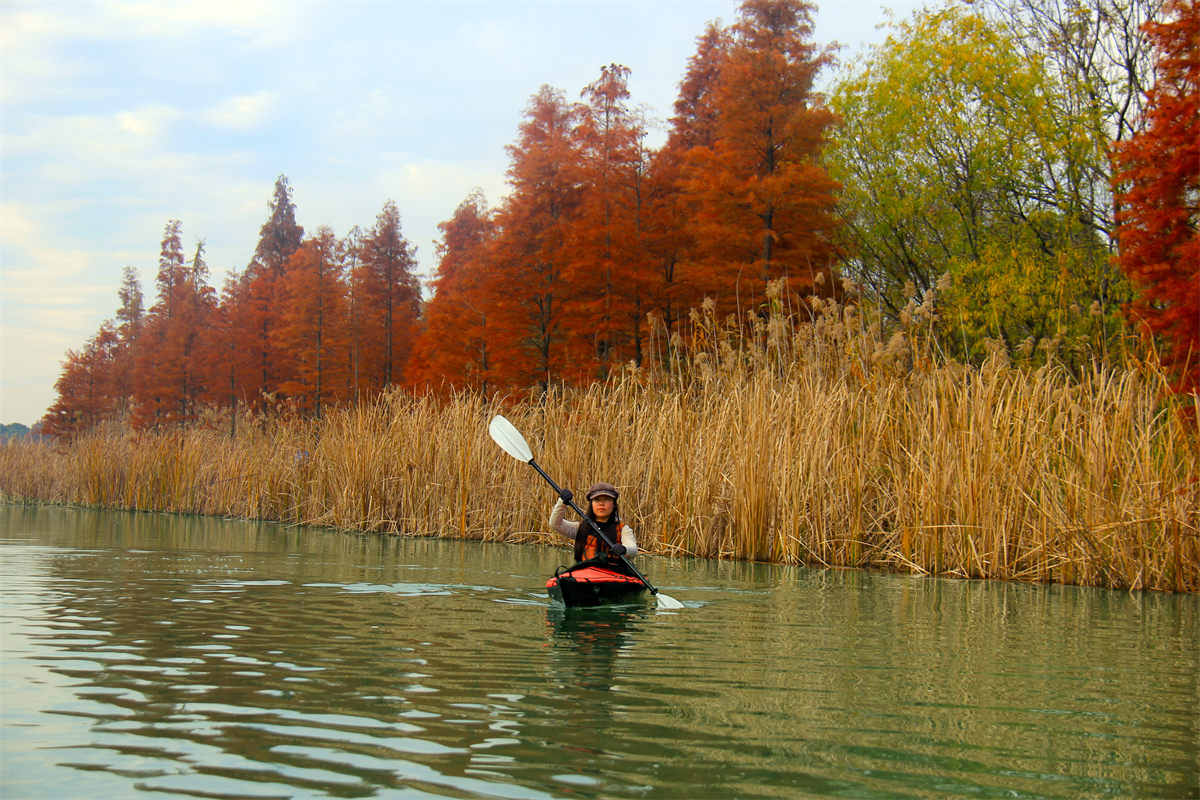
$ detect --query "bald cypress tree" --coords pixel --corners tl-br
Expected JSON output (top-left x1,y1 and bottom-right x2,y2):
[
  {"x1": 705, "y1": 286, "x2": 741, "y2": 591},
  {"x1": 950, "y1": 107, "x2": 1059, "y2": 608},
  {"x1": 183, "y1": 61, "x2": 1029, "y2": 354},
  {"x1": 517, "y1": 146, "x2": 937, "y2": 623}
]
[
  {"x1": 243, "y1": 174, "x2": 305, "y2": 409},
  {"x1": 355, "y1": 200, "x2": 420, "y2": 394},
  {"x1": 249, "y1": 174, "x2": 304, "y2": 279},
  {"x1": 679, "y1": 0, "x2": 841, "y2": 311}
]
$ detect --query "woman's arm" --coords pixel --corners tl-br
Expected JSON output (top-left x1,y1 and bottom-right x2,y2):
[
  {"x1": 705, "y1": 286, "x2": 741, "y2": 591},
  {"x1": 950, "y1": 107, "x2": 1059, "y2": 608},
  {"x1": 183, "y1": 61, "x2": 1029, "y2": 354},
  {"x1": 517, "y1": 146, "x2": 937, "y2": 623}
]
[
  {"x1": 548, "y1": 499, "x2": 579, "y2": 539},
  {"x1": 619, "y1": 523, "x2": 638, "y2": 557}
]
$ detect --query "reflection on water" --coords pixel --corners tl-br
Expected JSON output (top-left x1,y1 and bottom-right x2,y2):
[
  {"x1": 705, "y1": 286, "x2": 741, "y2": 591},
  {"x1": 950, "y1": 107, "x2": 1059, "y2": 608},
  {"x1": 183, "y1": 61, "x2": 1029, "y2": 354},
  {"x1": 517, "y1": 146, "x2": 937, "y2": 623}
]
[{"x1": 1, "y1": 505, "x2": 1197, "y2": 799}]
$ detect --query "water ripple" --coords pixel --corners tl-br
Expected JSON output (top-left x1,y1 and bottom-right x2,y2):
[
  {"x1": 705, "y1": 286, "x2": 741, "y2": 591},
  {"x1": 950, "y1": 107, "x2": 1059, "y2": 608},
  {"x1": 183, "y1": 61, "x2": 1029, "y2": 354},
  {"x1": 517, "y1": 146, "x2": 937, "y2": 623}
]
[{"x1": 2, "y1": 509, "x2": 1197, "y2": 800}]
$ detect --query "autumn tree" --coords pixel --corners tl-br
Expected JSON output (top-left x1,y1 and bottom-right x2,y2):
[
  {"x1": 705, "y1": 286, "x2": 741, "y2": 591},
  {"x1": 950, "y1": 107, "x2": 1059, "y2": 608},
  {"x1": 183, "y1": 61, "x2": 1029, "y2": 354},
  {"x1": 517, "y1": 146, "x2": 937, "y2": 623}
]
[
  {"x1": 487, "y1": 85, "x2": 587, "y2": 392},
  {"x1": 645, "y1": 22, "x2": 733, "y2": 328},
  {"x1": 353, "y1": 200, "x2": 421, "y2": 396},
  {"x1": 132, "y1": 221, "x2": 216, "y2": 427},
  {"x1": 241, "y1": 175, "x2": 304, "y2": 409},
  {"x1": 41, "y1": 323, "x2": 120, "y2": 437},
  {"x1": 407, "y1": 190, "x2": 497, "y2": 394},
  {"x1": 275, "y1": 228, "x2": 350, "y2": 417},
  {"x1": 680, "y1": 0, "x2": 842, "y2": 312},
  {"x1": 43, "y1": 265, "x2": 146, "y2": 434},
  {"x1": 1112, "y1": 0, "x2": 1199, "y2": 395},
  {"x1": 152, "y1": 219, "x2": 187, "y2": 320},
  {"x1": 671, "y1": 22, "x2": 730, "y2": 153},
  {"x1": 108, "y1": 264, "x2": 145, "y2": 412},
  {"x1": 115, "y1": 265, "x2": 144, "y2": 339},
  {"x1": 131, "y1": 221, "x2": 187, "y2": 427},
  {"x1": 567, "y1": 63, "x2": 659, "y2": 372},
  {"x1": 204, "y1": 273, "x2": 247, "y2": 437},
  {"x1": 340, "y1": 225, "x2": 367, "y2": 402},
  {"x1": 250, "y1": 175, "x2": 305, "y2": 276}
]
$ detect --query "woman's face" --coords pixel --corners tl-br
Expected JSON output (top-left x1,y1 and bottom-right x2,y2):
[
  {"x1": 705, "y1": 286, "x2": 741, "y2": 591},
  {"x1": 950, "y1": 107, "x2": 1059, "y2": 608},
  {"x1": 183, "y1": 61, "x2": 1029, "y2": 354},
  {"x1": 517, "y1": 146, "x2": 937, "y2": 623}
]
[{"x1": 590, "y1": 495, "x2": 615, "y2": 520}]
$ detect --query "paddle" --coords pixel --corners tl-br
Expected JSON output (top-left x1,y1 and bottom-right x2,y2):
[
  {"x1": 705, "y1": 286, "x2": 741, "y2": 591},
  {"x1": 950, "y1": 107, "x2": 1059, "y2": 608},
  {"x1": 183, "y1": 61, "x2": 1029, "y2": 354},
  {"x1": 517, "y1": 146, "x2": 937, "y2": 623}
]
[{"x1": 488, "y1": 414, "x2": 684, "y2": 610}]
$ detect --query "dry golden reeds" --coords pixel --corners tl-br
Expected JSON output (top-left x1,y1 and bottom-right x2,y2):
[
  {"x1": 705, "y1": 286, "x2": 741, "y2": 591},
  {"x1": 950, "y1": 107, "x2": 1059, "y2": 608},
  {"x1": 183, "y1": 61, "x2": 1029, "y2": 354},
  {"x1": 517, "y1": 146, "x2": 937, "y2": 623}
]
[{"x1": 2, "y1": 299, "x2": 1196, "y2": 592}]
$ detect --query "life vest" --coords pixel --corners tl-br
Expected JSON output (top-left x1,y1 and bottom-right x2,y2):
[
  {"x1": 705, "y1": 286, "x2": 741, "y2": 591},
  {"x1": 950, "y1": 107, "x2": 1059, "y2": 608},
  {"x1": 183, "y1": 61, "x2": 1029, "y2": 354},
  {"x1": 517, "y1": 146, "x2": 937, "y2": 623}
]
[{"x1": 575, "y1": 520, "x2": 625, "y2": 562}]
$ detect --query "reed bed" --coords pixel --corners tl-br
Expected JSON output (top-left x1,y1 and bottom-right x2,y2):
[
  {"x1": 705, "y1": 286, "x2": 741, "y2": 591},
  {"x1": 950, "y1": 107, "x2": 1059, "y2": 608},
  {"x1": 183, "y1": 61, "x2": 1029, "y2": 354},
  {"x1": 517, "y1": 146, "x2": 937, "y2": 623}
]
[{"x1": 3, "y1": 308, "x2": 1197, "y2": 592}]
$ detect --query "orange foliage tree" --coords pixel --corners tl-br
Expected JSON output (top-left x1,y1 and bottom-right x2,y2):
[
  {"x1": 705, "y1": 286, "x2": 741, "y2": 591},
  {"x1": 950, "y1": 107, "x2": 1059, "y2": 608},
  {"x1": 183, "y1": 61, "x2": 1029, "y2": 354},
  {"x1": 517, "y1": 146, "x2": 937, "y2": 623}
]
[
  {"x1": 241, "y1": 175, "x2": 305, "y2": 411},
  {"x1": 203, "y1": 275, "x2": 246, "y2": 435},
  {"x1": 566, "y1": 64, "x2": 658, "y2": 373},
  {"x1": 42, "y1": 323, "x2": 120, "y2": 437},
  {"x1": 352, "y1": 200, "x2": 421, "y2": 398},
  {"x1": 43, "y1": 2, "x2": 862, "y2": 420},
  {"x1": 132, "y1": 224, "x2": 216, "y2": 428},
  {"x1": 646, "y1": 22, "x2": 733, "y2": 329},
  {"x1": 1113, "y1": 0, "x2": 1199, "y2": 396},
  {"x1": 487, "y1": 86, "x2": 587, "y2": 392},
  {"x1": 275, "y1": 229, "x2": 350, "y2": 417},
  {"x1": 407, "y1": 190, "x2": 497, "y2": 394},
  {"x1": 679, "y1": 0, "x2": 842, "y2": 313},
  {"x1": 108, "y1": 264, "x2": 145, "y2": 414}
]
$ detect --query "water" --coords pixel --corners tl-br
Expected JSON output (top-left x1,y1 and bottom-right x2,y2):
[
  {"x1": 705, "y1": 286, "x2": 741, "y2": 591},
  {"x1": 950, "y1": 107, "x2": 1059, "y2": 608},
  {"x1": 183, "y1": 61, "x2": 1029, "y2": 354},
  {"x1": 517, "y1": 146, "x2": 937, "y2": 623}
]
[{"x1": 1, "y1": 505, "x2": 1196, "y2": 799}]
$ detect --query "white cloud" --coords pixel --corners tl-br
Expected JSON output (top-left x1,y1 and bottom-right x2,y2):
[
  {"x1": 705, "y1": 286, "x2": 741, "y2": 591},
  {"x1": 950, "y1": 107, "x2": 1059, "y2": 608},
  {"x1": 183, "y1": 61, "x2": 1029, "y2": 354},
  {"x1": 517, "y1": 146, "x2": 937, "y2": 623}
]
[
  {"x1": 115, "y1": 105, "x2": 182, "y2": 138},
  {"x1": 0, "y1": 203, "x2": 37, "y2": 250},
  {"x1": 106, "y1": 0, "x2": 310, "y2": 47},
  {"x1": 5, "y1": 107, "x2": 186, "y2": 190},
  {"x1": 1, "y1": 211, "x2": 119, "y2": 313},
  {"x1": 286, "y1": 155, "x2": 508, "y2": 269},
  {"x1": 202, "y1": 91, "x2": 277, "y2": 130}
]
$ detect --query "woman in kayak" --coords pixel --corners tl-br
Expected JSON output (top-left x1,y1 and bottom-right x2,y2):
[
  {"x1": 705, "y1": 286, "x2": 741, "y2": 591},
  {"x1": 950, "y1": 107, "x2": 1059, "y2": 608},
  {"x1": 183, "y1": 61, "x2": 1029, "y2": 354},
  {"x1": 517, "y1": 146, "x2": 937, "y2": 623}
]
[{"x1": 550, "y1": 482, "x2": 638, "y2": 563}]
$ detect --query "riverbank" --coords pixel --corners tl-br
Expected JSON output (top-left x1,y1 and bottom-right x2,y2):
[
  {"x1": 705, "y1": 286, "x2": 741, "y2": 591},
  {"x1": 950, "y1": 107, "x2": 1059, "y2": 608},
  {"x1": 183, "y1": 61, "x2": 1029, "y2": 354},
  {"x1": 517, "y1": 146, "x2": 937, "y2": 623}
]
[{"x1": 4, "y1": 325, "x2": 1197, "y2": 592}]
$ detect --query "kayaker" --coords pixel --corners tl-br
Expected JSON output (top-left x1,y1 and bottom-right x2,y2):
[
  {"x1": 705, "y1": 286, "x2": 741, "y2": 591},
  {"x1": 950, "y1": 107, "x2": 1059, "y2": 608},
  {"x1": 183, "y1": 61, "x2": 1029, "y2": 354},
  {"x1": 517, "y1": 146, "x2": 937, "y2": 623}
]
[{"x1": 549, "y1": 482, "x2": 638, "y2": 563}]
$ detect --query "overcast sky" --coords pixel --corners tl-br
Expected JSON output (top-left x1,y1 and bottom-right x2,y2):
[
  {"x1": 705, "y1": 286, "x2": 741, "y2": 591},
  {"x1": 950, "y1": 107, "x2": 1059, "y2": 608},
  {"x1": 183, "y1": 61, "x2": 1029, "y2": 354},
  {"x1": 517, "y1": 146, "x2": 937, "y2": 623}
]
[{"x1": 1, "y1": 0, "x2": 906, "y2": 426}]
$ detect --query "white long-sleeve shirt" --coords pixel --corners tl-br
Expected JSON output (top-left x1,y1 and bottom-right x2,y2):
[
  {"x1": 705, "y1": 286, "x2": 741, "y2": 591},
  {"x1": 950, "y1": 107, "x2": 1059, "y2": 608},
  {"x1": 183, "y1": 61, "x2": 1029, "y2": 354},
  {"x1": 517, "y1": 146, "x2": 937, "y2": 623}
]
[{"x1": 548, "y1": 499, "x2": 638, "y2": 557}]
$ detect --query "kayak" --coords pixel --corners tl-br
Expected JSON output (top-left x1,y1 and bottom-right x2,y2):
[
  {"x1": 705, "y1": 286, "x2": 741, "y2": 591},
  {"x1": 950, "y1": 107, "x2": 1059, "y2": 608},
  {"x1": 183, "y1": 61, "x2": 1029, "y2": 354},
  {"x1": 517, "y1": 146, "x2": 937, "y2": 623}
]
[{"x1": 546, "y1": 561, "x2": 649, "y2": 607}]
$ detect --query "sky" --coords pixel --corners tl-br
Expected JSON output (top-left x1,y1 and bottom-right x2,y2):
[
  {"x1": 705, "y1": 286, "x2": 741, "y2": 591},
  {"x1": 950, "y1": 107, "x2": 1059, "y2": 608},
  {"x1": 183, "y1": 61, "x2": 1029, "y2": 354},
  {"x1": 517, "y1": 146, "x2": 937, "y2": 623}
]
[{"x1": 1, "y1": 0, "x2": 906, "y2": 427}]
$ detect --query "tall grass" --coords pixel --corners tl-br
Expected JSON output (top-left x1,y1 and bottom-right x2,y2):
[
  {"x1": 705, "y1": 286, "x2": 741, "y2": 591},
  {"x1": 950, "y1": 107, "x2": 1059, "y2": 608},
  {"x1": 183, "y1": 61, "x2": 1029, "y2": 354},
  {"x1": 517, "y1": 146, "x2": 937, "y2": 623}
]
[{"x1": 3, "y1": 301, "x2": 1196, "y2": 591}]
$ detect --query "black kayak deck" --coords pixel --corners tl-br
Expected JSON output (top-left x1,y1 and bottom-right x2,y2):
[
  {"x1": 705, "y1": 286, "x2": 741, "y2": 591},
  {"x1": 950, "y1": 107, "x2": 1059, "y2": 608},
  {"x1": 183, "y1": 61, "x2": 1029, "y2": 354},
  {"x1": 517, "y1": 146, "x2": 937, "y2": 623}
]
[{"x1": 546, "y1": 560, "x2": 649, "y2": 607}]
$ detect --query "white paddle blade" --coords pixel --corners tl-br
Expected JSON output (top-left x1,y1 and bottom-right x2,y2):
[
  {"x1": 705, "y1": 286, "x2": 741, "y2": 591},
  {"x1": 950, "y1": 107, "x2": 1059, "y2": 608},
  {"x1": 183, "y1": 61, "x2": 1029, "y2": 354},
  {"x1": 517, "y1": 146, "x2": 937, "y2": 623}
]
[
  {"x1": 656, "y1": 592, "x2": 684, "y2": 610},
  {"x1": 489, "y1": 414, "x2": 533, "y2": 462}
]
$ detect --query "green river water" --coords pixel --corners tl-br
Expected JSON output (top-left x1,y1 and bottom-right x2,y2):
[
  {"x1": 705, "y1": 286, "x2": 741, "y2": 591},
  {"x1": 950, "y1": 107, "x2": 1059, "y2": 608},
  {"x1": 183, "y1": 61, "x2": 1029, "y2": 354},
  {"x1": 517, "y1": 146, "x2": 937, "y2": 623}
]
[{"x1": 1, "y1": 505, "x2": 1196, "y2": 799}]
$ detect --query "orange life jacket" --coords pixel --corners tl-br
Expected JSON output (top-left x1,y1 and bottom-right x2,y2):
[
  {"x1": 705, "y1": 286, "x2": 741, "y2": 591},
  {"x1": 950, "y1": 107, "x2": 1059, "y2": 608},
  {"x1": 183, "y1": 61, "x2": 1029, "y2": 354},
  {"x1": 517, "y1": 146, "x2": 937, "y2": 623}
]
[{"x1": 577, "y1": 520, "x2": 625, "y2": 561}]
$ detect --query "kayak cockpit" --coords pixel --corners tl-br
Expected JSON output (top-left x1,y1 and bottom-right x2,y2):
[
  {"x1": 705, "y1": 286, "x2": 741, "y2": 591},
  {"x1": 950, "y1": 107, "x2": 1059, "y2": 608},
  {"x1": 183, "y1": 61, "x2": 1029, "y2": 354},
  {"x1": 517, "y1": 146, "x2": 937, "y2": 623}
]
[{"x1": 546, "y1": 559, "x2": 649, "y2": 607}]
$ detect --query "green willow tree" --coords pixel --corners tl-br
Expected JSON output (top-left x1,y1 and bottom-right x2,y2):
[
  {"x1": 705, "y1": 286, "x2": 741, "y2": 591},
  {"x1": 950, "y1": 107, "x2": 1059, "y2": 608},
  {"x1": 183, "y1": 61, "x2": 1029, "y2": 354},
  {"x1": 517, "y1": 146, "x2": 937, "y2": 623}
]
[
  {"x1": 827, "y1": 5, "x2": 1127, "y2": 362},
  {"x1": 981, "y1": 0, "x2": 1163, "y2": 153}
]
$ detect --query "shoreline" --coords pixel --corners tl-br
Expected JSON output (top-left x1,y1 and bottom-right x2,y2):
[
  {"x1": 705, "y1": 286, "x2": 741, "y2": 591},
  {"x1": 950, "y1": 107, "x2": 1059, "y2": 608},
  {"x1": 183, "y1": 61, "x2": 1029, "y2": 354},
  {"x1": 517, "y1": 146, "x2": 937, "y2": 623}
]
[
  {"x1": 5, "y1": 497, "x2": 1194, "y2": 596},
  {"x1": 4, "y1": 353, "x2": 1196, "y2": 593}
]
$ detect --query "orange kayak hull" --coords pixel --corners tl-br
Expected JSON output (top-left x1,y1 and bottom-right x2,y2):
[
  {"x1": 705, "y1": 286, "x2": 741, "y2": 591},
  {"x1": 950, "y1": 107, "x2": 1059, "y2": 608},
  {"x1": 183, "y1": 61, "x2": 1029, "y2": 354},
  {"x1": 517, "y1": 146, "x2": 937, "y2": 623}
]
[{"x1": 546, "y1": 563, "x2": 649, "y2": 607}]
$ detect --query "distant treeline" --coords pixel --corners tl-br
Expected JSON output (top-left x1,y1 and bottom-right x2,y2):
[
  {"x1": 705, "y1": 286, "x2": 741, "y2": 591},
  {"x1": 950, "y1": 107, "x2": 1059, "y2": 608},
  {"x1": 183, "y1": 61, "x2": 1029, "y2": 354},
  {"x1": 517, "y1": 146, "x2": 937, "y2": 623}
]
[
  {"x1": 41, "y1": 0, "x2": 1197, "y2": 436},
  {"x1": 6, "y1": 304, "x2": 1197, "y2": 591},
  {"x1": 1, "y1": 424, "x2": 35, "y2": 441}
]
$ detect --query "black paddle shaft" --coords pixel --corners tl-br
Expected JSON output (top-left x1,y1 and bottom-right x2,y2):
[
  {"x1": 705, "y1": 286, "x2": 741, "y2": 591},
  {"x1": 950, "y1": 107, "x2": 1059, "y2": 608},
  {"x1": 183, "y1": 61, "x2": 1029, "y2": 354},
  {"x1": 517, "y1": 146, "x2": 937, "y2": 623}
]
[{"x1": 526, "y1": 458, "x2": 660, "y2": 596}]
